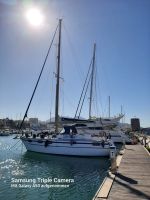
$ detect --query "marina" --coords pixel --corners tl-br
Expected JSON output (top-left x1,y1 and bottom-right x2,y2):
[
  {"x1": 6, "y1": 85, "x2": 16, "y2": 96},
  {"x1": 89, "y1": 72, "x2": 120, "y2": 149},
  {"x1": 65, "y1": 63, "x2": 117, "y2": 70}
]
[{"x1": 0, "y1": 1, "x2": 149, "y2": 200}]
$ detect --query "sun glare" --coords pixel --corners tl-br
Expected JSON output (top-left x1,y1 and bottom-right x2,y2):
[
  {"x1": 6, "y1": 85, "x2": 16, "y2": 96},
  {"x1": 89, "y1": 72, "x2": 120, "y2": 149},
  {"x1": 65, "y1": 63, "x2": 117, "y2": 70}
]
[{"x1": 25, "y1": 8, "x2": 44, "y2": 27}]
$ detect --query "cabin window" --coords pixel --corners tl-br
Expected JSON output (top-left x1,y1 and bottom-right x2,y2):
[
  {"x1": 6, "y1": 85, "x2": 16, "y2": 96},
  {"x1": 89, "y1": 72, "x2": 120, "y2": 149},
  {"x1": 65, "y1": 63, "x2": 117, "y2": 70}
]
[
  {"x1": 75, "y1": 124, "x2": 87, "y2": 127},
  {"x1": 89, "y1": 127, "x2": 103, "y2": 130}
]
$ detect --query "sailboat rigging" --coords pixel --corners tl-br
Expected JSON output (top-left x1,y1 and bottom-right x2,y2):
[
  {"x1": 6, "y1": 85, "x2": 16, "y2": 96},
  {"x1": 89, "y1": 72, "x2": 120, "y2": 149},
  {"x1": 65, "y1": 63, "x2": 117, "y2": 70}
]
[
  {"x1": 19, "y1": 24, "x2": 59, "y2": 131},
  {"x1": 60, "y1": 41, "x2": 130, "y2": 144},
  {"x1": 20, "y1": 19, "x2": 116, "y2": 156},
  {"x1": 62, "y1": 43, "x2": 123, "y2": 123},
  {"x1": 89, "y1": 43, "x2": 96, "y2": 119}
]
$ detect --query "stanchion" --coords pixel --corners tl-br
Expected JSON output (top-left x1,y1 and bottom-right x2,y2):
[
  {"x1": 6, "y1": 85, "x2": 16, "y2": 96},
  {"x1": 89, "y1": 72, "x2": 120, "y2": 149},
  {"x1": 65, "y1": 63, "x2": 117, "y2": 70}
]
[
  {"x1": 144, "y1": 136, "x2": 147, "y2": 147},
  {"x1": 110, "y1": 146, "x2": 117, "y2": 174},
  {"x1": 122, "y1": 138, "x2": 126, "y2": 149}
]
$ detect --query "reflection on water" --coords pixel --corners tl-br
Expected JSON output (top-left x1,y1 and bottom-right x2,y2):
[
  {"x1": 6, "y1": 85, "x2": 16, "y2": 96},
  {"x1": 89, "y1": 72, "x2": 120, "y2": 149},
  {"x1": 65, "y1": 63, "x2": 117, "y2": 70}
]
[{"x1": 0, "y1": 136, "x2": 110, "y2": 200}]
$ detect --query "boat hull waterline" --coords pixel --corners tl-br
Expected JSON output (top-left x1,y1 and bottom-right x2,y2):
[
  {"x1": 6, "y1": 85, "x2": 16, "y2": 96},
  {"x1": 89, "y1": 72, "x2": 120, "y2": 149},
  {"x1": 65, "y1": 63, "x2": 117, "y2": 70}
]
[{"x1": 21, "y1": 138, "x2": 113, "y2": 157}]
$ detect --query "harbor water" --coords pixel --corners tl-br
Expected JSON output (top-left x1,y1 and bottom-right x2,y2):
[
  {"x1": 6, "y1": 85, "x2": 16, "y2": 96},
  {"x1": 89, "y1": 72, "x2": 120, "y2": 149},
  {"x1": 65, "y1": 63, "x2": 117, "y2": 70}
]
[{"x1": 0, "y1": 136, "x2": 111, "y2": 200}]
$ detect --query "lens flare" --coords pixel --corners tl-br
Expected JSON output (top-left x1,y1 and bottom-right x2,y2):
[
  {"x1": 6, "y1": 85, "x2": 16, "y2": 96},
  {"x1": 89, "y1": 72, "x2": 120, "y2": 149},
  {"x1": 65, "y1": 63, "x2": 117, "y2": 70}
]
[{"x1": 25, "y1": 8, "x2": 44, "y2": 26}]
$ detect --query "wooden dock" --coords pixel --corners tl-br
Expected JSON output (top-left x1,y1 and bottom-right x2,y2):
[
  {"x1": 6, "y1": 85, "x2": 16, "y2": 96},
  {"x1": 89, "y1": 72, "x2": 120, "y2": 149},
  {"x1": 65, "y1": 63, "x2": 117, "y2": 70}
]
[{"x1": 93, "y1": 144, "x2": 150, "y2": 200}]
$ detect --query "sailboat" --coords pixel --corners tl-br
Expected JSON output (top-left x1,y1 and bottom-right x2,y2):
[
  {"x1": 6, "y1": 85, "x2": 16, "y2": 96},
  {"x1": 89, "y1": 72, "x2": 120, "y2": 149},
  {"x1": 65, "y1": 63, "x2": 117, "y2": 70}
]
[
  {"x1": 61, "y1": 43, "x2": 124, "y2": 126},
  {"x1": 60, "y1": 43, "x2": 131, "y2": 144},
  {"x1": 20, "y1": 19, "x2": 116, "y2": 156}
]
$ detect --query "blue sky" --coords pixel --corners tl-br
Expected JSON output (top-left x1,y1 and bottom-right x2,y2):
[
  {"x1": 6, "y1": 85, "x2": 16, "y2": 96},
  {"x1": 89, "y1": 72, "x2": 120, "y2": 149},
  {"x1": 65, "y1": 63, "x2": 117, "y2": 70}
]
[{"x1": 0, "y1": 0, "x2": 149, "y2": 127}]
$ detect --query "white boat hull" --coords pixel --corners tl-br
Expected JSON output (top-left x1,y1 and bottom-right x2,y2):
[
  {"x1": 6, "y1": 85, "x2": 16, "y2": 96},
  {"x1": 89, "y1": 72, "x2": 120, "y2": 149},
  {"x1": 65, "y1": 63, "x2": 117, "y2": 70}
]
[
  {"x1": 21, "y1": 138, "x2": 111, "y2": 157},
  {"x1": 0, "y1": 132, "x2": 10, "y2": 136}
]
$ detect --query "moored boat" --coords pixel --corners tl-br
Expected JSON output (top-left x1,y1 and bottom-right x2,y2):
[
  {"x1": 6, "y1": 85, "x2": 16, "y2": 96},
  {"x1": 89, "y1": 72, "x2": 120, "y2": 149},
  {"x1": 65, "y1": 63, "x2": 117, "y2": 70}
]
[
  {"x1": 0, "y1": 130, "x2": 10, "y2": 136},
  {"x1": 21, "y1": 125, "x2": 115, "y2": 156},
  {"x1": 20, "y1": 19, "x2": 116, "y2": 157}
]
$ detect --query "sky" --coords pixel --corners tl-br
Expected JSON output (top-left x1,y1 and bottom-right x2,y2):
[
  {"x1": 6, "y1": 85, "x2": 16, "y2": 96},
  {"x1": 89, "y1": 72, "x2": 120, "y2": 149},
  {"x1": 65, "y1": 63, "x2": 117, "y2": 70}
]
[{"x1": 0, "y1": 0, "x2": 149, "y2": 127}]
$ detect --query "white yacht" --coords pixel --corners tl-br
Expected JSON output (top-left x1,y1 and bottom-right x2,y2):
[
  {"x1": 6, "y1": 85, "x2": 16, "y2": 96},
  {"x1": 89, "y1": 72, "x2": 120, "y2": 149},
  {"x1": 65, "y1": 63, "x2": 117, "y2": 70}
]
[
  {"x1": 61, "y1": 114, "x2": 124, "y2": 126},
  {"x1": 0, "y1": 129, "x2": 10, "y2": 136},
  {"x1": 59, "y1": 40, "x2": 130, "y2": 144},
  {"x1": 21, "y1": 126, "x2": 115, "y2": 157},
  {"x1": 61, "y1": 117, "x2": 131, "y2": 143},
  {"x1": 75, "y1": 126, "x2": 131, "y2": 143}
]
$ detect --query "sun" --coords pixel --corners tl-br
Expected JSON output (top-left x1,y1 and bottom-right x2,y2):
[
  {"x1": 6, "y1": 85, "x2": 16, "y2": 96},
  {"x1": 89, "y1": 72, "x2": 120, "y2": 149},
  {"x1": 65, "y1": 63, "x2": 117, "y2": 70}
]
[{"x1": 25, "y1": 8, "x2": 44, "y2": 27}]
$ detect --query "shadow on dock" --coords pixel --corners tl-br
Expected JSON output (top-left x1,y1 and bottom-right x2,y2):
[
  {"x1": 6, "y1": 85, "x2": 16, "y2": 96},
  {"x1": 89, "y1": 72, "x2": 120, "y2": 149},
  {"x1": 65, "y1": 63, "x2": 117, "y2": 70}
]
[
  {"x1": 125, "y1": 148, "x2": 135, "y2": 151},
  {"x1": 114, "y1": 175, "x2": 150, "y2": 200},
  {"x1": 115, "y1": 173, "x2": 138, "y2": 184}
]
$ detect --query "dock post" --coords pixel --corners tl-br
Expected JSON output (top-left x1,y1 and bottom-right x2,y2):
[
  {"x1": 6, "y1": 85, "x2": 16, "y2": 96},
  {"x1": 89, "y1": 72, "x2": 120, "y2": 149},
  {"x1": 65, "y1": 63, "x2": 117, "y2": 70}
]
[
  {"x1": 110, "y1": 146, "x2": 117, "y2": 174},
  {"x1": 143, "y1": 136, "x2": 147, "y2": 147},
  {"x1": 122, "y1": 138, "x2": 125, "y2": 149}
]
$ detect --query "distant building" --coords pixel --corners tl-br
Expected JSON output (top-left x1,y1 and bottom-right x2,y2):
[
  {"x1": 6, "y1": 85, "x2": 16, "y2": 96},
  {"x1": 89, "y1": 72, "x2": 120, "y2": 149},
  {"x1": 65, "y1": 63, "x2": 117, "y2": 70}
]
[
  {"x1": 131, "y1": 118, "x2": 140, "y2": 131},
  {"x1": 0, "y1": 119, "x2": 4, "y2": 129},
  {"x1": 29, "y1": 118, "x2": 38, "y2": 128},
  {"x1": 0, "y1": 118, "x2": 16, "y2": 129}
]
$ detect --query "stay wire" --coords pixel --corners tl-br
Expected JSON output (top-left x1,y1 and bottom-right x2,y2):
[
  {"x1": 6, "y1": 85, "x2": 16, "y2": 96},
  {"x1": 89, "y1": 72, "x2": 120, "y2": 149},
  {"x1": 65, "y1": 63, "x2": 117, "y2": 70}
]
[
  {"x1": 78, "y1": 72, "x2": 92, "y2": 118},
  {"x1": 74, "y1": 58, "x2": 93, "y2": 118},
  {"x1": 19, "y1": 24, "x2": 59, "y2": 130},
  {"x1": 63, "y1": 22, "x2": 84, "y2": 81},
  {"x1": 9, "y1": 139, "x2": 21, "y2": 150}
]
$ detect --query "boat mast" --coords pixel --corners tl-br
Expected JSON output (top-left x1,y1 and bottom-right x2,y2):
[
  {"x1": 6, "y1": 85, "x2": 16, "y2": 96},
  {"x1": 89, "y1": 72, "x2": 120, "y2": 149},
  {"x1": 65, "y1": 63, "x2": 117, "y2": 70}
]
[
  {"x1": 121, "y1": 105, "x2": 123, "y2": 116},
  {"x1": 89, "y1": 43, "x2": 96, "y2": 119},
  {"x1": 55, "y1": 19, "x2": 62, "y2": 133},
  {"x1": 121, "y1": 104, "x2": 123, "y2": 123},
  {"x1": 108, "y1": 95, "x2": 110, "y2": 118}
]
